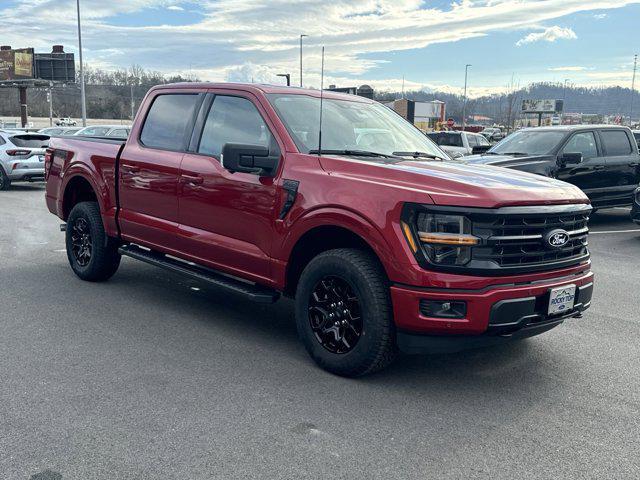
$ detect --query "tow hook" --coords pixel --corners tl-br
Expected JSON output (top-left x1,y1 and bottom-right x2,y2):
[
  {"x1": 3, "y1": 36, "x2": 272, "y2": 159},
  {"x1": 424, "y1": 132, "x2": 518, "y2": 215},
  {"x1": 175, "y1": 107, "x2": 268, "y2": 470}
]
[{"x1": 60, "y1": 223, "x2": 67, "y2": 232}]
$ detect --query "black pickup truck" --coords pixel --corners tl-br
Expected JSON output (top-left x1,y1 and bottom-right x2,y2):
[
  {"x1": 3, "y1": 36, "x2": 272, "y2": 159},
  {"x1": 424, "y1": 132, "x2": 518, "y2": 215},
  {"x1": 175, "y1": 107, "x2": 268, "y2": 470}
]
[{"x1": 465, "y1": 125, "x2": 640, "y2": 209}]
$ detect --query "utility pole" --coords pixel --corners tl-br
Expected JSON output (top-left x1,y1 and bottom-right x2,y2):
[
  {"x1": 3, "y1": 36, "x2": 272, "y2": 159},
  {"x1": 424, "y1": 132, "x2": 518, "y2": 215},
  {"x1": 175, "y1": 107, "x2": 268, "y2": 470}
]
[
  {"x1": 630, "y1": 54, "x2": 637, "y2": 126},
  {"x1": 130, "y1": 83, "x2": 135, "y2": 121},
  {"x1": 48, "y1": 82, "x2": 53, "y2": 126},
  {"x1": 462, "y1": 64, "x2": 471, "y2": 131},
  {"x1": 563, "y1": 78, "x2": 569, "y2": 101},
  {"x1": 77, "y1": 0, "x2": 87, "y2": 127},
  {"x1": 299, "y1": 34, "x2": 308, "y2": 87}
]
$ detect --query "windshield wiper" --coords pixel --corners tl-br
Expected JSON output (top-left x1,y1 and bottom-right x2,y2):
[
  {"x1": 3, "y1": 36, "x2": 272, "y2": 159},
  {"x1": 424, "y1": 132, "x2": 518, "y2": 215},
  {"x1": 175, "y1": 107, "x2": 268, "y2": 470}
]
[
  {"x1": 498, "y1": 152, "x2": 529, "y2": 156},
  {"x1": 308, "y1": 149, "x2": 394, "y2": 158},
  {"x1": 392, "y1": 151, "x2": 444, "y2": 160}
]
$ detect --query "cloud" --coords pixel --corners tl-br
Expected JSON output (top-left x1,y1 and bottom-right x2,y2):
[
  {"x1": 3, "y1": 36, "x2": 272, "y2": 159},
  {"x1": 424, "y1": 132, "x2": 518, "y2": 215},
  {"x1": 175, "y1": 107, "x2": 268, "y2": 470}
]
[
  {"x1": 167, "y1": 5, "x2": 184, "y2": 11},
  {"x1": 548, "y1": 66, "x2": 589, "y2": 71},
  {"x1": 1, "y1": 0, "x2": 638, "y2": 97},
  {"x1": 593, "y1": 13, "x2": 608, "y2": 18},
  {"x1": 516, "y1": 26, "x2": 577, "y2": 46}
]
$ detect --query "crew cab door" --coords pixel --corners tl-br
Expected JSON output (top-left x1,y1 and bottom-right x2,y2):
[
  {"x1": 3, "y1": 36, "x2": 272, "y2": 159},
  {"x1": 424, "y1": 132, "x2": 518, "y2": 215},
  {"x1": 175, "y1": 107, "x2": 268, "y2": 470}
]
[
  {"x1": 177, "y1": 91, "x2": 283, "y2": 284},
  {"x1": 118, "y1": 91, "x2": 202, "y2": 251},
  {"x1": 555, "y1": 130, "x2": 608, "y2": 203},
  {"x1": 597, "y1": 129, "x2": 640, "y2": 206}
]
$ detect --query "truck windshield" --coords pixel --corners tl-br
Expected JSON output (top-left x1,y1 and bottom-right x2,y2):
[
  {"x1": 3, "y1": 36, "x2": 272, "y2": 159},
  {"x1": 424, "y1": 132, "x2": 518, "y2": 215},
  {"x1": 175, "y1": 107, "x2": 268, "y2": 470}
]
[
  {"x1": 489, "y1": 130, "x2": 565, "y2": 156},
  {"x1": 267, "y1": 94, "x2": 446, "y2": 159}
]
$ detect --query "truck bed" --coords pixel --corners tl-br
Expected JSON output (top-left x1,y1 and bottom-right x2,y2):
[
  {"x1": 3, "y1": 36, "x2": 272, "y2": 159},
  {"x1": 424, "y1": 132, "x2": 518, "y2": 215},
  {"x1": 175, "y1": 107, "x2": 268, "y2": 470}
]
[{"x1": 45, "y1": 135, "x2": 126, "y2": 238}]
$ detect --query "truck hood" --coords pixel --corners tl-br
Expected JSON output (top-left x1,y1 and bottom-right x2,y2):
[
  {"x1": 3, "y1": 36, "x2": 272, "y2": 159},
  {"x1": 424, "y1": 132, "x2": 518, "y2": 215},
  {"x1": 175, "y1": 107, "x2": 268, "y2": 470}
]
[{"x1": 318, "y1": 155, "x2": 588, "y2": 208}]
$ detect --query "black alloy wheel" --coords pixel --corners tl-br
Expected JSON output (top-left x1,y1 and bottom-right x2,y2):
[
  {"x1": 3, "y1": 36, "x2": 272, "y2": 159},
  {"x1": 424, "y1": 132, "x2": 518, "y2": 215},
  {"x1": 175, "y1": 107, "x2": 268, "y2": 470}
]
[
  {"x1": 70, "y1": 217, "x2": 92, "y2": 267},
  {"x1": 308, "y1": 275, "x2": 362, "y2": 354}
]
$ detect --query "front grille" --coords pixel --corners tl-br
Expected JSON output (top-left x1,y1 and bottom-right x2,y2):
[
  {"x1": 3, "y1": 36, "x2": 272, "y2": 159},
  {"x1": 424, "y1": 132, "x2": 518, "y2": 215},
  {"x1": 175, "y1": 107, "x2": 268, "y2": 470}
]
[{"x1": 471, "y1": 206, "x2": 590, "y2": 270}]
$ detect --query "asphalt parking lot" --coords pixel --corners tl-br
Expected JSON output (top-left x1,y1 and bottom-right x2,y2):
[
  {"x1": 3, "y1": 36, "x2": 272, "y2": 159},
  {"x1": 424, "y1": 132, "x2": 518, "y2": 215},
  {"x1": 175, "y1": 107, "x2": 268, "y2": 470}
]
[{"x1": 1, "y1": 185, "x2": 639, "y2": 480}]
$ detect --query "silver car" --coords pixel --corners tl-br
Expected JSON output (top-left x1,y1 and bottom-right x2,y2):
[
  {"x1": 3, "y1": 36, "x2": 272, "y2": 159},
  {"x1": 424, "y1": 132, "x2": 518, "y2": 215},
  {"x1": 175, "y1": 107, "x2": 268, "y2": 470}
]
[
  {"x1": 0, "y1": 131, "x2": 50, "y2": 190},
  {"x1": 74, "y1": 125, "x2": 131, "y2": 138}
]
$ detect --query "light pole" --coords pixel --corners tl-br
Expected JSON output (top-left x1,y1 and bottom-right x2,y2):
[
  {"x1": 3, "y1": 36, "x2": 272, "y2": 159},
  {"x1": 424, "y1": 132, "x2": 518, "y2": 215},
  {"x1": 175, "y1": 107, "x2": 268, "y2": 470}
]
[
  {"x1": 630, "y1": 54, "x2": 637, "y2": 126},
  {"x1": 299, "y1": 34, "x2": 308, "y2": 87},
  {"x1": 563, "y1": 78, "x2": 569, "y2": 101},
  {"x1": 276, "y1": 73, "x2": 291, "y2": 86},
  {"x1": 462, "y1": 64, "x2": 471, "y2": 131},
  {"x1": 76, "y1": 0, "x2": 87, "y2": 126}
]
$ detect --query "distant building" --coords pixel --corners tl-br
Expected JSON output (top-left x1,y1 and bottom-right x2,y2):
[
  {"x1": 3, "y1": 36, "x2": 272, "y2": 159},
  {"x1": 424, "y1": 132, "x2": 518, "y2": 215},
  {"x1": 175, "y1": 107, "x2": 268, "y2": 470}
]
[
  {"x1": 326, "y1": 84, "x2": 374, "y2": 99},
  {"x1": 385, "y1": 98, "x2": 446, "y2": 131}
]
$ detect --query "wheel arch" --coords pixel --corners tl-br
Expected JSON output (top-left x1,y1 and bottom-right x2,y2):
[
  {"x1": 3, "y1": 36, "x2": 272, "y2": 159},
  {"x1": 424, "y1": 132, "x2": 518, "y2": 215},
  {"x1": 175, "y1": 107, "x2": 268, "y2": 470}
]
[
  {"x1": 61, "y1": 174, "x2": 101, "y2": 220},
  {"x1": 281, "y1": 209, "x2": 395, "y2": 297}
]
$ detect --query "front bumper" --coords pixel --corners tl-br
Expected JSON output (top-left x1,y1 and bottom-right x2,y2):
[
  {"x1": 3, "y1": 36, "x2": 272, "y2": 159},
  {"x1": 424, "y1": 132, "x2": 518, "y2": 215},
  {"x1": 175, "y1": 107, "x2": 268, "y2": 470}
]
[{"x1": 391, "y1": 268, "x2": 593, "y2": 354}]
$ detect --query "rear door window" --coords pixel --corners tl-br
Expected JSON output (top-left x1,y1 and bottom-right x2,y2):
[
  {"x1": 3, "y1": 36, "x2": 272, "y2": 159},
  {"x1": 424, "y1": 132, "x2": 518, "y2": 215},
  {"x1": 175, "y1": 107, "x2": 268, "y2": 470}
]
[
  {"x1": 140, "y1": 94, "x2": 200, "y2": 150},
  {"x1": 600, "y1": 130, "x2": 632, "y2": 156},
  {"x1": 198, "y1": 95, "x2": 272, "y2": 158}
]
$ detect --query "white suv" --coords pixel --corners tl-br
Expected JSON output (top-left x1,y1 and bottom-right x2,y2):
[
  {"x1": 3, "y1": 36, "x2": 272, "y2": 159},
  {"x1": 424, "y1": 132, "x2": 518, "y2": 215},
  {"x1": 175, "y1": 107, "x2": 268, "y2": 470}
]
[{"x1": 426, "y1": 131, "x2": 491, "y2": 157}]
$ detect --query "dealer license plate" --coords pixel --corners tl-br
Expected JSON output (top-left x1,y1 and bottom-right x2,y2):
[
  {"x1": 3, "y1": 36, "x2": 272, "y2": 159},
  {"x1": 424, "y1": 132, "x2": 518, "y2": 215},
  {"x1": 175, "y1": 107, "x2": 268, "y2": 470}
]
[{"x1": 548, "y1": 284, "x2": 576, "y2": 315}]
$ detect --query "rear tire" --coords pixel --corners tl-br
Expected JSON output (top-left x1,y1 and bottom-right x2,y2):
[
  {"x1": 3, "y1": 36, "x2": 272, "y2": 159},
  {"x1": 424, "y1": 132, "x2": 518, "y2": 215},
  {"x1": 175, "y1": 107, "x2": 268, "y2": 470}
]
[
  {"x1": 0, "y1": 168, "x2": 11, "y2": 190},
  {"x1": 295, "y1": 248, "x2": 397, "y2": 377},
  {"x1": 66, "y1": 201, "x2": 121, "y2": 281}
]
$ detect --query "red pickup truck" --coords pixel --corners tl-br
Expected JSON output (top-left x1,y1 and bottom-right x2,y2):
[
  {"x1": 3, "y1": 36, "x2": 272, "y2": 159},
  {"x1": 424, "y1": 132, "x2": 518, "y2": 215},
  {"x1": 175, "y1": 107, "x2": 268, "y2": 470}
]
[{"x1": 45, "y1": 83, "x2": 594, "y2": 376}]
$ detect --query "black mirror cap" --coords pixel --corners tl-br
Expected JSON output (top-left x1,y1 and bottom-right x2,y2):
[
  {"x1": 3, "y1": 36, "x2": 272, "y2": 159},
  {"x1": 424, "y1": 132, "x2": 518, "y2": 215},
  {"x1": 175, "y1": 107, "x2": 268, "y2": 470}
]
[
  {"x1": 471, "y1": 145, "x2": 491, "y2": 155},
  {"x1": 221, "y1": 143, "x2": 277, "y2": 175},
  {"x1": 559, "y1": 152, "x2": 583, "y2": 166}
]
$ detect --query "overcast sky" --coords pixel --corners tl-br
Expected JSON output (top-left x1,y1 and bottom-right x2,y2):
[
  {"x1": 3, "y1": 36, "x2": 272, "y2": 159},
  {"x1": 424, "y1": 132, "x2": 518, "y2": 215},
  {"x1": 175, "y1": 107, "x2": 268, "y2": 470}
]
[{"x1": 2, "y1": 0, "x2": 639, "y2": 96}]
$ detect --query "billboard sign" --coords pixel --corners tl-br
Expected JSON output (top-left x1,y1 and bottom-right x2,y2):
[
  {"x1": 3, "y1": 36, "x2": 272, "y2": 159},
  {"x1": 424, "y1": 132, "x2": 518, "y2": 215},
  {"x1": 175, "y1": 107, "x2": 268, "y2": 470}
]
[
  {"x1": 521, "y1": 99, "x2": 563, "y2": 114},
  {"x1": 0, "y1": 48, "x2": 35, "y2": 81}
]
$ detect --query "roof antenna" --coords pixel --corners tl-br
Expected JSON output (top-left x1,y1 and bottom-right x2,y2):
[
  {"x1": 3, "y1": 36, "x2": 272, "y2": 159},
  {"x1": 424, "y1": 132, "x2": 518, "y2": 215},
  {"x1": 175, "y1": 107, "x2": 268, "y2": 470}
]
[{"x1": 317, "y1": 46, "x2": 325, "y2": 156}]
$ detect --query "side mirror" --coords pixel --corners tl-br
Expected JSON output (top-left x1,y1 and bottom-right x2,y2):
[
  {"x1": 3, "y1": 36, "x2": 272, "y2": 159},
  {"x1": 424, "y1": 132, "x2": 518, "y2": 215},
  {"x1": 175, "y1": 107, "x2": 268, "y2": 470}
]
[
  {"x1": 472, "y1": 145, "x2": 491, "y2": 155},
  {"x1": 221, "y1": 143, "x2": 278, "y2": 175},
  {"x1": 558, "y1": 152, "x2": 583, "y2": 166}
]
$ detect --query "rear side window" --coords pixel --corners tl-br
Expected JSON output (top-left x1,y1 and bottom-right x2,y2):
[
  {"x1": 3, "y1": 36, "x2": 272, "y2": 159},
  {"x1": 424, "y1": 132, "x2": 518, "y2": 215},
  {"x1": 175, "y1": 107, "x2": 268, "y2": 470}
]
[
  {"x1": 467, "y1": 135, "x2": 478, "y2": 147},
  {"x1": 140, "y1": 94, "x2": 199, "y2": 150},
  {"x1": 600, "y1": 130, "x2": 632, "y2": 156},
  {"x1": 198, "y1": 95, "x2": 271, "y2": 158},
  {"x1": 430, "y1": 132, "x2": 463, "y2": 147},
  {"x1": 9, "y1": 134, "x2": 49, "y2": 148},
  {"x1": 108, "y1": 129, "x2": 128, "y2": 138}
]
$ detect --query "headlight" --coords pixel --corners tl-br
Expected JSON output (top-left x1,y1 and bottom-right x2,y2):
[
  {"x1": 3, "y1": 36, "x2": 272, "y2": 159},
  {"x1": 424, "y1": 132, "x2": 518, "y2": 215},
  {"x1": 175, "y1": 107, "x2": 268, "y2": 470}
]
[{"x1": 401, "y1": 207, "x2": 479, "y2": 266}]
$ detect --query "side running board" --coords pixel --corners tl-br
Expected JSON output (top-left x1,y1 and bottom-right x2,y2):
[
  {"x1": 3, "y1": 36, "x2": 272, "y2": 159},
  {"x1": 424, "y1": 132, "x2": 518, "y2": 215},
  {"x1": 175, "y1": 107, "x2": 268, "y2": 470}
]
[{"x1": 118, "y1": 245, "x2": 280, "y2": 304}]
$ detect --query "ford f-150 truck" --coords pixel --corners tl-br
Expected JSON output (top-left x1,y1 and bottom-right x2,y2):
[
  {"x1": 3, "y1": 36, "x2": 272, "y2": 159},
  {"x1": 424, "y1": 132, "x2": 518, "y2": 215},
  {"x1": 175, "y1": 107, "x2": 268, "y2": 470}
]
[{"x1": 45, "y1": 83, "x2": 594, "y2": 376}]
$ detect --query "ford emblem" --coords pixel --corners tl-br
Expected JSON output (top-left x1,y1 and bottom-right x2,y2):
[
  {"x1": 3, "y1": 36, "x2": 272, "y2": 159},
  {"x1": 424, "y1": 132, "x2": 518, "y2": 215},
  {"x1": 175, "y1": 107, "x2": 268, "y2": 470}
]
[{"x1": 544, "y1": 229, "x2": 570, "y2": 249}]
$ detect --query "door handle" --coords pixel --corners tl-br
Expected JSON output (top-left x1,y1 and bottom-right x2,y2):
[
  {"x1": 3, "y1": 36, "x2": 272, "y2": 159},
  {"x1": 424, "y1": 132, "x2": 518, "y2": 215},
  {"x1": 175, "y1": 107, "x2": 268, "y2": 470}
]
[
  {"x1": 182, "y1": 174, "x2": 204, "y2": 185},
  {"x1": 594, "y1": 165, "x2": 605, "y2": 170},
  {"x1": 628, "y1": 162, "x2": 639, "y2": 167}
]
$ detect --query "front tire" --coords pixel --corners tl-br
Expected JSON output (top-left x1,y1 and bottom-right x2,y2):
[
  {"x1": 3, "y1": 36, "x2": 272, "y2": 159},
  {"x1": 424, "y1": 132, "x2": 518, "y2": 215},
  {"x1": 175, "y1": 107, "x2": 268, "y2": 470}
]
[
  {"x1": 295, "y1": 248, "x2": 397, "y2": 377},
  {"x1": 66, "y1": 202, "x2": 121, "y2": 281}
]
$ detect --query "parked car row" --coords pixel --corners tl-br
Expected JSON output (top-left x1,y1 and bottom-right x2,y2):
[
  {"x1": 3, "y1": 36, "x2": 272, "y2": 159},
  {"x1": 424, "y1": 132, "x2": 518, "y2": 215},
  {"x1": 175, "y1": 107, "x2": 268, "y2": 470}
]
[{"x1": 38, "y1": 125, "x2": 131, "y2": 138}]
